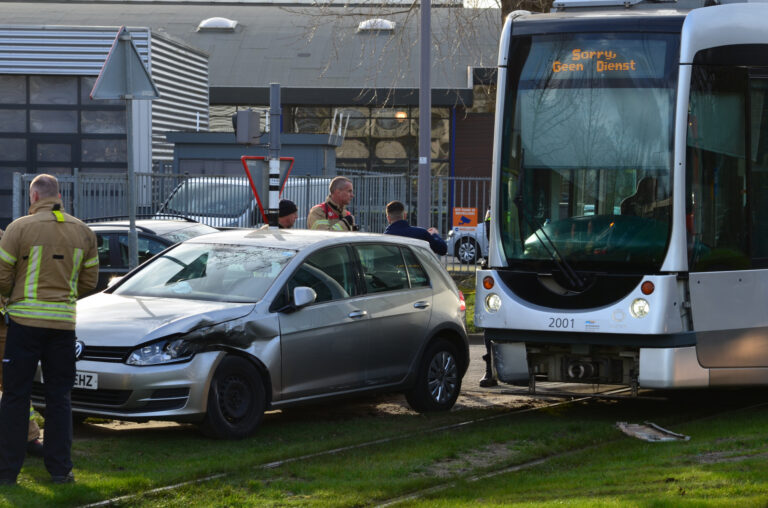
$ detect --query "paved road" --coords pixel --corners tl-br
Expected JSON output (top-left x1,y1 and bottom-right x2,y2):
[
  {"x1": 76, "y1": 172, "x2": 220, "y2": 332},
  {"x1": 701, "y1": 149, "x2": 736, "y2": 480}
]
[{"x1": 465, "y1": 334, "x2": 488, "y2": 389}]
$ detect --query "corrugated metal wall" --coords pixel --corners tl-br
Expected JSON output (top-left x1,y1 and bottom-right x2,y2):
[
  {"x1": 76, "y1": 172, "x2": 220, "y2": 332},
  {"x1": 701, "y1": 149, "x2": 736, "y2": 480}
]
[
  {"x1": 149, "y1": 33, "x2": 209, "y2": 162},
  {"x1": 0, "y1": 26, "x2": 150, "y2": 74},
  {"x1": 0, "y1": 25, "x2": 210, "y2": 163}
]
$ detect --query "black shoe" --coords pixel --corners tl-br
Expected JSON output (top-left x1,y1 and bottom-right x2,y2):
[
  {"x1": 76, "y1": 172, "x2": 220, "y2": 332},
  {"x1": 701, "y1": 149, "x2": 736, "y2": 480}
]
[
  {"x1": 479, "y1": 375, "x2": 498, "y2": 388},
  {"x1": 0, "y1": 477, "x2": 16, "y2": 486},
  {"x1": 51, "y1": 472, "x2": 75, "y2": 484},
  {"x1": 26, "y1": 439, "x2": 44, "y2": 458}
]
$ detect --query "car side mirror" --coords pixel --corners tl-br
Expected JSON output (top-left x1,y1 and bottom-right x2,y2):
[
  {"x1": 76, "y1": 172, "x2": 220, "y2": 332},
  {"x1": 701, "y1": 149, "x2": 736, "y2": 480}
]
[
  {"x1": 107, "y1": 276, "x2": 123, "y2": 288},
  {"x1": 293, "y1": 286, "x2": 317, "y2": 309}
]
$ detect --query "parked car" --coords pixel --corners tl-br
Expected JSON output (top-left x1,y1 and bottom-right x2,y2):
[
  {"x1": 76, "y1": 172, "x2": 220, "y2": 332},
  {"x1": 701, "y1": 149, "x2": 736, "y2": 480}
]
[
  {"x1": 33, "y1": 230, "x2": 469, "y2": 439},
  {"x1": 156, "y1": 177, "x2": 331, "y2": 229},
  {"x1": 447, "y1": 223, "x2": 489, "y2": 264},
  {"x1": 87, "y1": 217, "x2": 219, "y2": 292}
]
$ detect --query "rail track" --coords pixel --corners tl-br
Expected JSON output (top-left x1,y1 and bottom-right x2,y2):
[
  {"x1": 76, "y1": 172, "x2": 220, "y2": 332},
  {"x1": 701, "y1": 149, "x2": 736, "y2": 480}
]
[
  {"x1": 80, "y1": 386, "x2": 632, "y2": 507},
  {"x1": 375, "y1": 397, "x2": 768, "y2": 507},
  {"x1": 78, "y1": 385, "x2": 768, "y2": 507}
]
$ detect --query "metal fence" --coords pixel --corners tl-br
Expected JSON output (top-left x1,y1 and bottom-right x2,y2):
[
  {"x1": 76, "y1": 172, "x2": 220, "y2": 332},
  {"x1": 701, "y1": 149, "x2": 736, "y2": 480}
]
[{"x1": 12, "y1": 171, "x2": 490, "y2": 270}]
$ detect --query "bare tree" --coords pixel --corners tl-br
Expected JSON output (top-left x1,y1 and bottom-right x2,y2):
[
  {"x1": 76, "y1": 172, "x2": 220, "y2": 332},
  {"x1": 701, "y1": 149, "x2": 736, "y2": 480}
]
[
  {"x1": 279, "y1": 2, "x2": 502, "y2": 106},
  {"x1": 500, "y1": 0, "x2": 554, "y2": 19}
]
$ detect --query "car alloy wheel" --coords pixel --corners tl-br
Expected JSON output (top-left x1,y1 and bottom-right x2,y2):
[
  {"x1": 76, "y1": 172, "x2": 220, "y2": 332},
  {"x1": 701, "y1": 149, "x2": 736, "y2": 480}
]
[
  {"x1": 405, "y1": 338, "x2": 462, "y2": 412},
  {"x1": 427, "y1": 350, "x2": 459, "y2": 404},
  {"x1": 456, "y1": 238, "x2": 478, "y2": 264}
]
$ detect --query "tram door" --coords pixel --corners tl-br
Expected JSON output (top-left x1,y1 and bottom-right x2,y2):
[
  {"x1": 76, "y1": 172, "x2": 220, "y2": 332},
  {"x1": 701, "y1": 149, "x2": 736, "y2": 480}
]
[{"x1": 687, "y1": 67, "x2": 768, "y2": 371}]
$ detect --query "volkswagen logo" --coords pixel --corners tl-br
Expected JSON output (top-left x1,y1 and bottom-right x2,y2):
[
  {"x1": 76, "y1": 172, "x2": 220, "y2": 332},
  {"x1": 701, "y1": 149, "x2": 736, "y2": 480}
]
[{"x1": 74, "y1": 340, "x2": 85, "y2": 361}]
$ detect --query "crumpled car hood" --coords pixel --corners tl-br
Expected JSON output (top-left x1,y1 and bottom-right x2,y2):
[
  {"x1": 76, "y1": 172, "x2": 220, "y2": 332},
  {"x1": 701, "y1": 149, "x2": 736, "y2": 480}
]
[{"x1": 76, "y1": 293, "x2": 255, "y2": 347}]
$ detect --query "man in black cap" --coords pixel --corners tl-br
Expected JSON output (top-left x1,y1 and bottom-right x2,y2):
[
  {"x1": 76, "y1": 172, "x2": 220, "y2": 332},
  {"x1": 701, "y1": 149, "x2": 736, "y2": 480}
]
[{"x1": 278, "y1": 199, "x2": 298, "y2": 229}]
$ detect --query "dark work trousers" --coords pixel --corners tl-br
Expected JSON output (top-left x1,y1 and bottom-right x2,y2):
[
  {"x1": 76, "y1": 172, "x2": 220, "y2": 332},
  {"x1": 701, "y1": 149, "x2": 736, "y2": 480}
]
[{"x1": 0, "y1": 319, "x2": 75, "y2": 480}]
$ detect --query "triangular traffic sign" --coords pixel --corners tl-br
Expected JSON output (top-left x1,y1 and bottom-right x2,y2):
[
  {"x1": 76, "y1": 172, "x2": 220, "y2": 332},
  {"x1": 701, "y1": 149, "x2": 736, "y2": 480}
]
[{"x1": 90, "y1": 26, "x2": 160, "y2": 100}]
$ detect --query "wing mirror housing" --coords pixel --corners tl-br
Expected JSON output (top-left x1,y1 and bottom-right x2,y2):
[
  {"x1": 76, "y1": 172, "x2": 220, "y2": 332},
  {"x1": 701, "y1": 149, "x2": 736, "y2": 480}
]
[{"x1": 293, "y1": 286, "x2": 317, "y2": 309}]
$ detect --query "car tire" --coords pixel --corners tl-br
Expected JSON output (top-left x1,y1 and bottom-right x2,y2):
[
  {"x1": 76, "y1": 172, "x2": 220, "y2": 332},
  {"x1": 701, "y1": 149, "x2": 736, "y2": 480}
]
[
  {"x1": 199, "y1": 356, "x2": 265, "y2": 439},
  {"x1": 455, "y1": 237, "x2": 478, "y2": 264},
  {"x1": 405, "y1": 338, "x2": 462, "y2": 412}
]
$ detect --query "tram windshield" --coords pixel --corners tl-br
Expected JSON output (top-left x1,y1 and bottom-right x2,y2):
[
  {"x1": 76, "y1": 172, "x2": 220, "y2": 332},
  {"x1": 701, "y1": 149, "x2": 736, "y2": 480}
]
[{"x1": 498, "y1": 32, "x2": 679, "y2": 277}]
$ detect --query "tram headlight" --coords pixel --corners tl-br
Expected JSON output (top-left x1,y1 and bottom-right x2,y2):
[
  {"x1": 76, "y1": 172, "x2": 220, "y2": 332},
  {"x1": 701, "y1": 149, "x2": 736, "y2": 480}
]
[
  {"x1": 485, "y1": 293, "x2": 502, "y2": 313},
  {"x1": 630, "y1": 298, "x2": 650, "y2": 318}
]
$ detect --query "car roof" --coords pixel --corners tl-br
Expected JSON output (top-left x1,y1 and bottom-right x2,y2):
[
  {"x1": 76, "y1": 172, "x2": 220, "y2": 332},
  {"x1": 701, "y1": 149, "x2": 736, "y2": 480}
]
[
  {"x1": 87, "y1": 219, "x2": 219, "y2": 237},
  {"x1": 184, "y1": 228, "x2": 433, "y2": 252}
]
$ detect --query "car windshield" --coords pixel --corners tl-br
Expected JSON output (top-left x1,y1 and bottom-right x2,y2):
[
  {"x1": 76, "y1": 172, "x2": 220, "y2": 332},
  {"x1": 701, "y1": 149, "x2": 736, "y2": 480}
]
[{"x1": 114, "y1": 242, "x2": 297, "y2": 302}]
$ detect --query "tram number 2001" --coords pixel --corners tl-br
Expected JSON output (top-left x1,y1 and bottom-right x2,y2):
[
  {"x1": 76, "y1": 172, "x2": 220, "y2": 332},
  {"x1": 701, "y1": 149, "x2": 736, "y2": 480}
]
[{"x1": 548, "y1": 317, "x2": 575, "y2": 329}]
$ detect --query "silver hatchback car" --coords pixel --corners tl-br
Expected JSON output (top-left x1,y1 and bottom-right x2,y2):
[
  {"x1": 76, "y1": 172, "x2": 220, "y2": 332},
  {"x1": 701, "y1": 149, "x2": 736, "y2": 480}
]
[{"x1": 33, "y1": 229, "x2": 468, "y2": 438}]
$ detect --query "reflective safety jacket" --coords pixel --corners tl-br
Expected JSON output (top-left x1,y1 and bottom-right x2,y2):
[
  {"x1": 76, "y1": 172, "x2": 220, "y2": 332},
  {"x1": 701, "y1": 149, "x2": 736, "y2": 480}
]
[
  {"x1": 0, "y1": 197, "x2": 98, "y2": 330},
  {"x1": 307, "y1": 197, "x2": 354, "y2": 231}
]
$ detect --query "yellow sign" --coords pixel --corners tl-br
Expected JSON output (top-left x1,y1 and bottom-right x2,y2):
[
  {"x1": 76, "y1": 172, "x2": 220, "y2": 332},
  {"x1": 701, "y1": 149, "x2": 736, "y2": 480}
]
[
  {"x1": 552, "y1": 48, "x2": 637, "y2": 75},
  {"x1": 453, "y1": 207, "x2": 478, "y2": 228}
]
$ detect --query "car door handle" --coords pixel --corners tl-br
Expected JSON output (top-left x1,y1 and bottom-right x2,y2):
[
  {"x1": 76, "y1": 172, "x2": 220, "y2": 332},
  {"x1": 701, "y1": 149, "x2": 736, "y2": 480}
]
[
  {"x1": 348, "y1": 310, "x2": 368, "y2": 319},
  {"x1": 413, "y1": 301, "x2": 430, "y2": 309}
]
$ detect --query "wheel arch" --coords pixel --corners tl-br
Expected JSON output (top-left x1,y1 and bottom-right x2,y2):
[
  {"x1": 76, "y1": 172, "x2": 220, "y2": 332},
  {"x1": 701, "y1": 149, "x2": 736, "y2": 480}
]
[
  {"x1": 422, "y1": 325, "x2": 470, "y2": 377},
  {"x1": 204, "y1": 347, "x2": 274, "y2": 409}
]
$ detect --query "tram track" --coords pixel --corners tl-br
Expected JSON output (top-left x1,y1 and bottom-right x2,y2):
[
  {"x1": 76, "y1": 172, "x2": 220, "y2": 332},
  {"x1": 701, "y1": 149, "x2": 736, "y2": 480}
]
[
  {"x1": 80, "y1": 386, "x2": 628, "y2": 507},
  {"x1": 79, "y1": 385, "x2": 768, "y2": 507},
  {"x1": 374, "y1": 398, "x2": 768, "y2": 507}
]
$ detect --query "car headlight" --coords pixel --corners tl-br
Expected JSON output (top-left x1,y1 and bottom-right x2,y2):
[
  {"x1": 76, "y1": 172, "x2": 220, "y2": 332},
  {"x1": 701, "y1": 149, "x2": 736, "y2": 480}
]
[{"x1": 126, "y1": 338, "x2": 198, "y2": 366}]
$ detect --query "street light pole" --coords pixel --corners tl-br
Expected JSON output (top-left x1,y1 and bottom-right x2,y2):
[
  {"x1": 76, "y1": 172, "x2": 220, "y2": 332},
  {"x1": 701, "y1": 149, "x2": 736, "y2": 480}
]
[{"x1": 417, "y1": 0, "x2": 431, "y2": 228}]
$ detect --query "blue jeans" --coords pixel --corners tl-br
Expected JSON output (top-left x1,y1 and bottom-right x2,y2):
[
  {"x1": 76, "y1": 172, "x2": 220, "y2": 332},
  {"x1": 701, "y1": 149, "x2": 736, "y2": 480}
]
[{"x1": 0, "y1": 320, "x2": 75, "y2": 480}]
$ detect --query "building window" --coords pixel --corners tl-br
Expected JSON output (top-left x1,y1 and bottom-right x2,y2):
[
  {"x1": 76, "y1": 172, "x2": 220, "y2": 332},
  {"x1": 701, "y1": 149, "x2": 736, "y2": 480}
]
[{"x1": 0, "y1": 74, "x2": 127, "y2": 227}]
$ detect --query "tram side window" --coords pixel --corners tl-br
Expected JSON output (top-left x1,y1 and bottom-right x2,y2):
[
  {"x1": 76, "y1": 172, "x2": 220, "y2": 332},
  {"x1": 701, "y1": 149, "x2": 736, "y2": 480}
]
[
  {"x1": 686, "y1": 66, "x2": 750, "y2": 271},
  {"x1": 749, "y1": 79, "x2": 768, "y2": 263}
]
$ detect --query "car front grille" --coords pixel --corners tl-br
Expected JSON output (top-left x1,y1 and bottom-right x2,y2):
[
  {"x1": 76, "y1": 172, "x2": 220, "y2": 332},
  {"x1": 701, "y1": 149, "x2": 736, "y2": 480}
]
[{"x1": 79, "y1": 346, "x2": 131, "y2": 363}]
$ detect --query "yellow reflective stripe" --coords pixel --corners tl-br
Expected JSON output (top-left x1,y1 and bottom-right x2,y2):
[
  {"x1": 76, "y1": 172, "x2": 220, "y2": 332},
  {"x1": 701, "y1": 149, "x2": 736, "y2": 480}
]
[
  {"x1": 311, "y1": 219, "x2": 331, "y2": 230},
  {"x1": 10, "y1": 300, "x2": 76, "y2": 312},
  {"x1": 83, "y1": 256, "x2": 99, "y2": 268},
  {"x1": 8, "y1": 300, "x2": 76, "y2": 322},
  {"x1": 24, "y1": 246, "x2": 42, "y2": 300},
  {"x1": 7, "y1": 308, "x2": 75, "y2": 323},
  {"x1": 69, "y1": 248, "x2": 83, "y2": 302},
  {"x1": 52, "y1": 210, "x2": 65, "y2": 222},
  {"x1": 0, "y1": 247, "x2": 16, "y2": 265}
]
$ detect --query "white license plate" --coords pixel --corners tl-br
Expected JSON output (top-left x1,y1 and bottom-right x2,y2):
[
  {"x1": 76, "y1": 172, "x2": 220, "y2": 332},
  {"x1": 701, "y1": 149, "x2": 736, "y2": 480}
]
[{"x1": 74, "y1": 371, "x2": 98, "y2": 390}]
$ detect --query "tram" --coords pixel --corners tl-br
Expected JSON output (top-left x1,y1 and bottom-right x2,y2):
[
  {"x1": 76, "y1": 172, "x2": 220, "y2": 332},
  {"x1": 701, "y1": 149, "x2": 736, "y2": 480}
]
[{"x1": 475, "y1": 0, "x2": 768, "y2": 389}]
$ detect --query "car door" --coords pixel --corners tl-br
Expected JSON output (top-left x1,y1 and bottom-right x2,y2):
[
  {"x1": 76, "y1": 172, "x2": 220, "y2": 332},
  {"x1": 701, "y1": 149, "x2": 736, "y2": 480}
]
[
  {"x1": 277, "y1": 246, "x2": 370, "y2": 400},
  {"x1": 354, "y1": 243, "x2": 433, "y2": 386}
]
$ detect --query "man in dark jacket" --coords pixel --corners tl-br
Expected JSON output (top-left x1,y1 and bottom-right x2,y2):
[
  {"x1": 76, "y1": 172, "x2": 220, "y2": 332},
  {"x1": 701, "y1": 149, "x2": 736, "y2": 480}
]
[{"x1": 383, "y1": 201, "x2": 447, "y2": 255}]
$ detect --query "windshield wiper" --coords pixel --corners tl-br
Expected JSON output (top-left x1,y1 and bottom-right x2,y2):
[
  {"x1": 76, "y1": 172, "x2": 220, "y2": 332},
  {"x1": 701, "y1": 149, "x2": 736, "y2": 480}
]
[{"x1": 513, "y1": 162, "x2": 585, "y2": 291}]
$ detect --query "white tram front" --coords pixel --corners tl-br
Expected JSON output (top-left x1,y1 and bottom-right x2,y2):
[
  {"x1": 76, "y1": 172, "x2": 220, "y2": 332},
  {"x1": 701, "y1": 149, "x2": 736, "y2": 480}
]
[{"x1": 477, "y1": 0, "x2": 768, "y2": 389}]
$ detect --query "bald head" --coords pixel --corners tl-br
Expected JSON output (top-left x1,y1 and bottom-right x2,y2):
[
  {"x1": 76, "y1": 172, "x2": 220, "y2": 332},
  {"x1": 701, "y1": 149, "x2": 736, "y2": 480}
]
[{"x1": 30, "y1": 174, "x2": 60, "y2": 204}]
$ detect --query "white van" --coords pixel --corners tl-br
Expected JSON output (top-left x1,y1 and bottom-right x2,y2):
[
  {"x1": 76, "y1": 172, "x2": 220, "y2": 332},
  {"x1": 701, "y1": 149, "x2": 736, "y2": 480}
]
[{"x1": 157, "y1": 176, "x2": 331, "y2": 228}]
